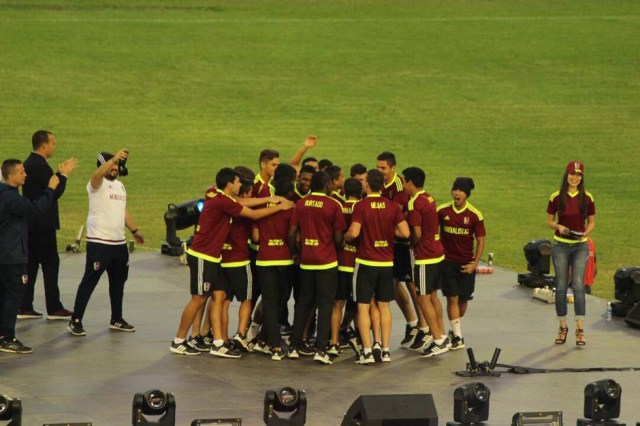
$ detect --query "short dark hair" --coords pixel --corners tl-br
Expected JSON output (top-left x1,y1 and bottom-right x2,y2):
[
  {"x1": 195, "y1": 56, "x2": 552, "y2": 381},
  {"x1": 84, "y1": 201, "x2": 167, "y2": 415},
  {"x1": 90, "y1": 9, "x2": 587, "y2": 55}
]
[
  {"x1": 274, "y1": 163, "x2": 297, "y2": 182},
  {"x1": 325, "y1": 165, "x2": 342, "y2": 183},
  {"x1": 318, "y1": 158, "x2": 333, "y2": 170},
  {"x1": 273, "y1": 176, "x2": 294, "y2": 197},
  {"x1": 299, "y1": 164, "x2": 316, "y2": 176},
  {"x1": 233, "y1": 165, "x2": 255, "y2": 183},
  {"x1": 310, "y1": 171, "x2": 331, "y2": 193},
  {"x1": 32, "y1": 130, "x2": 52, "y2": 150},
  {"x1": 1, "y1": 159, "x2": 22, "y2": 180},
  {"x1": 376, "y1": 151, "x2": 396, "y2": 167},
  {"x1": 367, "y1": 169, "x2": 385, "y2": 192},
  {"x1": 344, "y1": 177, "x2": 363, "y2": 198},
  {"x1": 402, "y1": 167, "x2": 425, "y2": 188},
  {"x1": 350, "y1": 163, "x2": 367, "y2": 177},
  {"x1": 216, "y1": 167, "x2": 241, "y2": 189},
  {"x1": 259, "y1": 149, "x2": 279, "y2": 164},
  {"x1": 302, "y1": 157, "x2": 318, "y2": 166}
]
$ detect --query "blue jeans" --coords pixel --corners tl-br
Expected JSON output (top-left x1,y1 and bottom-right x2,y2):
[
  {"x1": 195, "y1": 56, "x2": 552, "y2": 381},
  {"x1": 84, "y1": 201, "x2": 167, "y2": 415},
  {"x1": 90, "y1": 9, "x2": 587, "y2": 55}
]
[{"x1": 552, "y1": 240, "x2": 589, "y2": 320}]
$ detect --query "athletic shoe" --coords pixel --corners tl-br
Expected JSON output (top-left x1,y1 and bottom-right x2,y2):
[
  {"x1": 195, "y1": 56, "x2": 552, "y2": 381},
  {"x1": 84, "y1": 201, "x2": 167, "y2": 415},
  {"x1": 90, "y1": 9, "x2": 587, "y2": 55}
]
[
  {"x1": 67, "y1": 319, "x2": 87, "y2": 336},
  {"x1": 421, "y1": 341, "x2": 449, "y2": 358},
  {"x1": 17, "y1": 309, "x2": 43, "y2": 319},
  {"x1": 280, "y1": 323, "x2": 293, "y2": 336},
  {"x1": 170, "y1": 340, "x2": 201, "y2": 356},
  {"x1": 326, "y1": 343, "x2": 342, "y2": 356},
  {"x1": 210, "y1": 342, "x2": 242, "y2": 359},
  {"x1": 450, "y1": 335, "x2": 466, "y2": 350},
  {"x1": 400, "y1": 325, "x2": 418, "y2": 347},
  {"x1": 271, "y1": 347, "x2": 284, "y2": 361},
  {"x1": 381, "y1": 350, "x2": 391, "y2": 362},
  {"x1": 232, "y1": 333, "x2": 251, "y2": 352},
  {"x1": 202, "y1": 332, "x2": 214, "y2": 347},
  {"x1": 0, "y1": 338, "x2": 33, "y2": 354},
  {"x1": 409, "y1": 330, "x2": 433, "y2": 352},
  {"x1": 298, "y1": 340, "x2": 316, "y2": 356},
  {"x1": 187, "y1": 335, "x2": 210, "y2": 352},
  {"x1": 246, "y1": 322, "x2": 260, "y2": 343},
  {"x1": 109, "y1": 319, "x2": 135, "y2": 332},
  {"x1": 348, "y1": 336, "x2": 363, "y2": 358},
  {"x1": 287, "y1": 347, "x2": 300, "y2": 359},
  {"x1": 252, "y1": 340, "x2": 272, "y2": 355},
  {"x1": 47, "y1": 308, "x2": 73, "y2": 320},
  {"x1": 314, "y1": 350, "x2": 333, "y2": 365},
  {"x1": 339, "y1": 326, "x2": 356, "y2": 349},
  {"x1": 355, "y1": 351, "x2": 375, "y2": 365},
  {"x1": 372, "y1": 341, "x2": 382, "y2": 363}
]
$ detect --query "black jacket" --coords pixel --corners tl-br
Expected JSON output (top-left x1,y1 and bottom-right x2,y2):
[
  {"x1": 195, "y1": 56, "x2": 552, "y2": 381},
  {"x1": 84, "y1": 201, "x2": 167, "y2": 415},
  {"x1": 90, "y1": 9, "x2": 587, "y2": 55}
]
[
  {"x1": 0, "y1": 182, "x2": 54, "y2": 265},
  {"x1": 22, "y1": 152, "x2": 67, "y2": 232}
]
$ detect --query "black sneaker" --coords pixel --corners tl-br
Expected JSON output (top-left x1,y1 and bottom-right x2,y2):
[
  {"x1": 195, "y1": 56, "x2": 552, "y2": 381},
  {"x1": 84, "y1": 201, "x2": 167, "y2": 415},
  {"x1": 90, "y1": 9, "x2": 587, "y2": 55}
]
[
  {"x1": 314, "y1": 350, "x2": 333, "y2": 365},
  {"x1": 298, "y1": 340, "x2": 316, "y2": 356},
  {"x1": 252, "y1": 340, "x2": 272, "y2": 355},
  {"x1": 450, "y1": 335, "x2": 465, "y2": 350},
  {"x1": 109, "y1": 319, "x2": 135, "y2": 332},
  {"x1": 187, "y1": 335, "x2": 210, "y2": 352},
  {"x1": 210, "y1": 342, "x2": 241, "y2": 359},
  {"x1": 287, "y1": 346, "x2": 300, "y2": 359},
  {"x1": 421, "y1": 340, "x2": 449, "y2": 358},
  {"x1": 170, "y1": 340, "x2": 200, "y2": 356},
  {"x1": 381, "y1": 350, "x2": 391, "y2": 362},
  {"x1": 409, "y1": 330, "x2": 433, "y2": 351},
  {"x1": 0, "y1": 338, "x2": 33, "y2": 354},
  {"x1": 232, "y1": 333, "x2": 250, "y2": 352},
  {"x1": 372, "y1": 341, "x2": 382, "y2": 363},
  {"x1": 326, "y1": 343, "x2": 342, "y2": 356},
  {"x1": 271, "y1": 347, "x2": 284, "y2": 361},
  {"x1": 202, "y1": 332, "x2": 214, "y2": 347},
  {"x1": 280, "y1": 323, "x2": 293, "y2": 336},
  {"x1": 355, "y1": 351, "x2": 375, "y2": 365},
  {"x1": 67, "y1": 318, "x2": 87, "y2": 336},
  {"x1": 401, "y1": 325, "x2": 418, "y2": 347}
]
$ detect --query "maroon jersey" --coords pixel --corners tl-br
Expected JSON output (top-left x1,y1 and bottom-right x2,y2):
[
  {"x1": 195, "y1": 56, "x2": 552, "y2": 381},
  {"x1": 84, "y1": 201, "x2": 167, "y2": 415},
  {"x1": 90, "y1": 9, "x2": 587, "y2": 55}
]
[
  {"x1": 255, "y1": 207, "x2": 294, "y2": 266},
  {"x1": 331, "y1": 190, "x2": 346, "y2": 204},
  {"x1": 338, "y1": 199, "x2": 358, "y2": 272},
  {"x1": 290, "y1": 184, "x2": 310, "y2": 204},
  {"x1": 380, "y1": 173, "x2": 409, "y2": 212},
  {"x1": 437, "y1": 201, "x2": 486, "y2": 263},
  {"x1": 352, "y1": 194, "x2": 406, "y2": 266},
  {"x1": 221, "y1": 216, "x2": 252, "y2": 267},
  {"x1": 547, "y1": 190, "x2": 595, "y2": 243},
  {"x1": 407, "y1": 190, "x2": 444, "y2": 264},
  {"x1": 291, "y1": 193, "x2": 345, "y2": 270},
  {"x1": 188, "y1": 187, "x2": 243, "y2": 262},
  {"x1": 252, "y1": 175, "x2": 273, "y2": 198}
]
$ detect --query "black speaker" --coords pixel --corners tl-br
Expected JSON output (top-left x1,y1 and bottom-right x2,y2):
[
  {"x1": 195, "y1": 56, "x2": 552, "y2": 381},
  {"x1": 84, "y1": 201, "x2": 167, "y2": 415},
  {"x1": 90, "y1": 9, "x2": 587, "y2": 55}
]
[
  {"x1": 625, "y1": 303, "x2": 640, "y2": 329},
  {"x1": 341, "y1": 394, "x2": 437, "y2": 426}
]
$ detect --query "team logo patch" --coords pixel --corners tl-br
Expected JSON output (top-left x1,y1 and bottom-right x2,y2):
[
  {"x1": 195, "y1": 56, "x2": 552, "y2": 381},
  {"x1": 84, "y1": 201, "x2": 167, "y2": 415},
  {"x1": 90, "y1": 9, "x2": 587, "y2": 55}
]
[
  {"x1": 464, "y1": 217, "x2": 470, "y2": 225},
  {"x1": 22, "y1": 275, "x2": 28, "y2": 285},
  {"x1": 93, "y1": 262, "x2": 101, "y2": 271},
  {"x1": 203, "y1": 282, "x2": 211, "y2": 292},
  {"x1": 444, "y1": 215, "x2": 450, "y2": 221}
]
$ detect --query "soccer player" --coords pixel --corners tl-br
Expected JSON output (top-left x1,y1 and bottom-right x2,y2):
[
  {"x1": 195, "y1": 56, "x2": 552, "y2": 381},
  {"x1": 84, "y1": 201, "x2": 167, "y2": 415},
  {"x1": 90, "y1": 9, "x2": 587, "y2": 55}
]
[
  {"x1": 292, "y1": 165, "x2": 315, "y2": 203},
  {"x1": 253, "y1": 149, "x2": 280, "y2": 198},
  {"x1": 437, "y1": 177, "x2": 486, "y2": 350},
  {"x1": 287, "y1": 171, "x2": 345, "y2": 364},
  {"x1": 345, "y1": 169, "x2": 409, "y2": 364},
  {"x1": 402, "y1": 167, "x2": 449, "y2": 357},
  {"x1": 326, "y1": 165, "x2": 346, "y2": 203}
]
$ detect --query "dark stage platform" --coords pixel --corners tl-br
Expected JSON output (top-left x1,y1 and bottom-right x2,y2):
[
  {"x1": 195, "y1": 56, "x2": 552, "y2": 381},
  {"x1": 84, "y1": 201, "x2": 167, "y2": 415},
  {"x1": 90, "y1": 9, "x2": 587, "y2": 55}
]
[{"x1": 2, "y1": 252, "x2": 639, "y2": 425}]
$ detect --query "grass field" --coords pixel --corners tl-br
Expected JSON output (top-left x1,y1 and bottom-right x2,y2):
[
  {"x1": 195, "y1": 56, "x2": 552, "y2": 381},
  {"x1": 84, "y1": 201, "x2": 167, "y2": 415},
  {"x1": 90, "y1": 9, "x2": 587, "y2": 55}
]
[{"x1": 1, "y1": 1, "x2": 639, "y2": 299}]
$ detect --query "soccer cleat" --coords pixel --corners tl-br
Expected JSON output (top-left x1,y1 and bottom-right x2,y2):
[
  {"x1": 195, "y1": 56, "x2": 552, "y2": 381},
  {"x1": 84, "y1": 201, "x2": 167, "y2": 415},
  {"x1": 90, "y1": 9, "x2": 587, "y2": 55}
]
[
  {"x1": 372, "y1": 341, "x2": 382, "y2": 363},
  {"x1": 67, "y1": 319, "x2": 87, "y2": 336},
  {"x1": 47, "y1": 308, "x2": 73, "y2": 320},
  {"x1": 401, "y1": 325, "x2": 419, "y2": 347},
  {"x1": 17, "y1": 309, "x2": 43, "y2": 319},
  {"x1": 109, "y1": 319, "x2": 135, "y2": 332},
  {"x1": 421, "y1": 341, "x2": 450, "y2": 358},
  {"x1": 314, "y1": 350, "x2": 333, "y2": 365},
  {"x1": 0, "y1": 338, "x2": 33, "y2": 354},
  {"x1": 187, "y1": 335, "x2": 210, "y2": 352},
  {"x1": 409, "y1": 330, "x2": 433, "y2": 352},
  {"x1": 232, "y1": 333, "x2": 251, "y2": 352},
  {"x1": 381, "y1": 350, "x2": 391, "y2": 362},
  {"x1": 271, "y1": 347, "x2": 284, "y2": 361},
  {"x1": 449, "y1": 335, "x2": 465, "y2": 350},
  {"x1": 210, "y1": 342, "x2": 242, "y2": 359},
  {"x1": 170, "y1": 340, "x2": 201, "y2": 356},
  {"x1": 287, "y1": 347, "x2": 300, "y2": 359},
  {"x1": 326, "y1": 343, "x2": 342, "y2": 356},
  {"x1": 355, "y1": 351, "x2": 375, "y2": 365}
]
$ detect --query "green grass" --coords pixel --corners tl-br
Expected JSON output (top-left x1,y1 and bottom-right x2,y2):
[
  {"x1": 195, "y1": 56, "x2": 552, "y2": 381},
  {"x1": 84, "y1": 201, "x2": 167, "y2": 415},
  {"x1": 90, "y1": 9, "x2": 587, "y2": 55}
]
[{"x1": 1, "y1": 0, "x2": 639, "y2": 299}]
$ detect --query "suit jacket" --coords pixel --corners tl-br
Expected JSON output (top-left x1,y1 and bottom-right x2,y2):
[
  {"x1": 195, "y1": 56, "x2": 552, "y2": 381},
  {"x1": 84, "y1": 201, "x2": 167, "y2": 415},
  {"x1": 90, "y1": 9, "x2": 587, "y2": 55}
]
[{"x1": 22, "y1": 152, "x2": 67, "y2": 233}]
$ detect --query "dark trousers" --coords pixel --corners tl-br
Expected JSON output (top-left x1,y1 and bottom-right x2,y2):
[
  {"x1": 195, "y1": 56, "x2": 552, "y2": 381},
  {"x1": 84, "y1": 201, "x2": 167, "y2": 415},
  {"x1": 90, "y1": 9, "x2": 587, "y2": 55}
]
[
  {"x1": 72, "y1": 242, "x2": 129, "y2": 321},
  {"x1": 258, "y1": 265, "x2": 291, "y2": 348},
  {"x1": 290, "y1": 268, "x2": 337, "y2": 350},
  {"x1": 22, "y1": 231, "x2": 64, "y2": 313},
  {"x1": 0, "y1": 264, "x2": 27, "y2": 339},
  {"x1": 278, "y1": 265, "x2": 299, "y2": 326}
]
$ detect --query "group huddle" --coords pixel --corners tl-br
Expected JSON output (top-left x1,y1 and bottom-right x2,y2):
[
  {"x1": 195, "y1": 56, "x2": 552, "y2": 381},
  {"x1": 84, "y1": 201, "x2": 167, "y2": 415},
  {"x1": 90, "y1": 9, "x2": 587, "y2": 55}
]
[{"x1": 170, "y1": 136, "x2": 486, "y2": 365}]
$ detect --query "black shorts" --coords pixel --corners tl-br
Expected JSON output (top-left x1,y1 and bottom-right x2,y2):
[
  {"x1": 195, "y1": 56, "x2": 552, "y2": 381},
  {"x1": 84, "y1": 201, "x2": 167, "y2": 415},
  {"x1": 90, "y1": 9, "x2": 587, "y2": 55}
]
[
  {"x1": 188, "y1": 254, "x2": 221, "y2": 296},
  {"x1": 220, "y1": 264, "x2": 253, "y2": 302},
  {"x1": 336, "y1": 270, "x2": 354, "y2": 301},
  {"x1": 413, "y1": 262, "x2": 443, "y2": 295},
  {"x1": 441, "y1": 260, "x2": 476, "y2": 301},
  {"x1": 353, "y1": 263, "x2": 395, "y2": 303},
  {"x1": 393, "y1": 242, "x2": 413, "y2": 282}
]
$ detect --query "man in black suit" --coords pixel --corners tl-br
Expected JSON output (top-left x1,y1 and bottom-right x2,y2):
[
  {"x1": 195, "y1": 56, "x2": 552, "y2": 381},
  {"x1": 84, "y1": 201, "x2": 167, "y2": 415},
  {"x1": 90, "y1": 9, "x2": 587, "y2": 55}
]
[{"x1": 18, "y1": 130, "x2": 77, "y2": 320}]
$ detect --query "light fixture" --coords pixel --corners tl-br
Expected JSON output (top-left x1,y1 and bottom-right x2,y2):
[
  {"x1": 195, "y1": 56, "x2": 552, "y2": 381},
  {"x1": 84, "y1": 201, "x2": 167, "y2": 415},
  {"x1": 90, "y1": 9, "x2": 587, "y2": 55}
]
[
  {"x1": 614, "y1": 267, "x2": 640, "y2": 305},
  {"x1": 161, "y1": 199, "x2": 204, "y2": 256},
  {"x1": 132, "y1": 390, "x2": 176, "y2": 426},
  {"x1": 0, "y1": 395, "x2": 21, "y2": 425},
  {"x1": 191, "y1": 420, "x2": 241, "y2": 426},
  {"x1": 263, "y1": 387, "x2": 306, "y2": 425},
  {"x1": 577, "y1": 379, "x2": 623, "y2": 425},
  {"x1": 511, "y1": 411, "x2": 563, "y2": 425},
  {"x1": 447, "y1": 382, "x2": 490, "y2": 425},
  {"x1": 518, "y1": 239, "x2": 555, "y2": 288}
]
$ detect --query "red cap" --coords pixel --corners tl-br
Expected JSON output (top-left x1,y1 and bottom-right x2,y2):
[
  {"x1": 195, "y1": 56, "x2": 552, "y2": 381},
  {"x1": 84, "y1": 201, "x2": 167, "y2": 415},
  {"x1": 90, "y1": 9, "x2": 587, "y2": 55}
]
[{"x1": 565, "y1": 161, "x2": 584, "y2": 175}]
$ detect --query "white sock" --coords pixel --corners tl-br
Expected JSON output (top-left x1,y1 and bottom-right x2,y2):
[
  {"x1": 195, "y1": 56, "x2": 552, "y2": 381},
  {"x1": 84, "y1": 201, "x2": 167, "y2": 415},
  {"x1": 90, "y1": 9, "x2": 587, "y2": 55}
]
[
  {"x1": 451, "y1": 318, "x2": 462, "y2": 337},
  {"x1": 363, "y1": 348, "x2": 372, "y2": 354},
  {"x1": 174, "y1": 338, "x2": 185, "y2": 344},
  {"x1": 408, "y1": 320, "x2": 418, "y2": 327},
  {"x1": 213, "y1": 339, "x2": 224, "y2": 347},
  {"x1": 420, "y1": 327, "x2": 430, "y2": 333},
  {"x1": 435, "y1": 338, "x2": 445, "y2": 345}
]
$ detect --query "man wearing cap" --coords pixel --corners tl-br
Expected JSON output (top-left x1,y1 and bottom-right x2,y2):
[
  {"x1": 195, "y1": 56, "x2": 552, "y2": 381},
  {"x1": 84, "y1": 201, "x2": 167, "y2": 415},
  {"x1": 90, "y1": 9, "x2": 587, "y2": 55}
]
[
  {"x1": 437, "y1": 177, "x2": 486, "y2": 350},
  {"x1": 67, "y1": 149, "x2": 144, "y2": 337}
]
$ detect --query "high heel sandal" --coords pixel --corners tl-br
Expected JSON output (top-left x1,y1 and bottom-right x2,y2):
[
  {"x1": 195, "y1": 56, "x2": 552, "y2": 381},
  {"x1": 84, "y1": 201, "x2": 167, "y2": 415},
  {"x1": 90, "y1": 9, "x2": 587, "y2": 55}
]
[
  {"x1": 554, "y1": 326, "x2": 568, "y2": 344},
  {"x1": 575, "y1": 328, "x2": 586, "y2": 347}
]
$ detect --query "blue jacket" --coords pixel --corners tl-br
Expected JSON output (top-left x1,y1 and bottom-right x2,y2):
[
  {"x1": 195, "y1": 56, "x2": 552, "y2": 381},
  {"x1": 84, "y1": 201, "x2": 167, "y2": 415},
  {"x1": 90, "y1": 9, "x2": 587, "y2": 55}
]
[{"x1": 0, "y1": 182, "x2": 54, "y2": 265}]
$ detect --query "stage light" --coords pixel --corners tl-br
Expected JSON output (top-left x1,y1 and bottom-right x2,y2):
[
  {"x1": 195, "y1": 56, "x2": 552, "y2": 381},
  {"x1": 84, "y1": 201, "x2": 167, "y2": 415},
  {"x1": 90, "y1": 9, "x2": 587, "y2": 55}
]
[
  {"x1": 191, "y1": 420, "x2": 241, "y2": 426},
  {"x1": 448, "y1": 382, "x2": 490, "y2": 425},
  {"x1": 577, "y1": 379, "x2": 622, "y2": 425},
  {"x1": 161, "y1": 199, "x2": 204, "y2": 256},
  {"x1": 511, "y1": 411, "x2": 562, "y2": 425},
  {"x1": 517, "y1": 239, "x2": 556, "y2": 288},
  {"x1": 0, "y1": 395, "x2": 21, "y2": 425},
  {"x1": 263, "y1": 387, "x2": 306, "y2": 426},
  {"x1": 132, "y1": 390, "x2": 176, "y2": 426},
  {"x1": 614, "y1": 266, "x2": 640, "y2": 305}
]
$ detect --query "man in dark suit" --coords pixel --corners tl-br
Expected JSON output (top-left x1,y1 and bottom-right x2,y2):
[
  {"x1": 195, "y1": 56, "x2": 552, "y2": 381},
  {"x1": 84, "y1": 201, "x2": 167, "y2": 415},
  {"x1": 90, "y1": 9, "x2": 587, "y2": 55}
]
[{"x1": 18, "y1": 130, "x2": 77, "y2": 320}]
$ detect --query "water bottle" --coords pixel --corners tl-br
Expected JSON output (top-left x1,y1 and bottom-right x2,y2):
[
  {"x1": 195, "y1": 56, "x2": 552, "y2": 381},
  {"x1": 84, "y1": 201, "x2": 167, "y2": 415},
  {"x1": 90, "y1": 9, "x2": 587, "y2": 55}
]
[
  {"x1": 487, "y1": 252, "x2": 494, "y2": 267},
  {"x1": 605, "y1": 302, "x2": 612, "y2": 322}
]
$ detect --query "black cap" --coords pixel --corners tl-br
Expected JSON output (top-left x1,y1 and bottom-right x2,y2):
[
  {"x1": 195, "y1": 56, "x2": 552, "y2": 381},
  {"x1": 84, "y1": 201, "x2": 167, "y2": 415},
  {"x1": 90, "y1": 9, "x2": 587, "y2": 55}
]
[
  {"x1": 97, "y1": 152, "x2": 114, "y2": 168},
  {"x1": 452, "y1": 177, "x2": 475, "y2": 197}
]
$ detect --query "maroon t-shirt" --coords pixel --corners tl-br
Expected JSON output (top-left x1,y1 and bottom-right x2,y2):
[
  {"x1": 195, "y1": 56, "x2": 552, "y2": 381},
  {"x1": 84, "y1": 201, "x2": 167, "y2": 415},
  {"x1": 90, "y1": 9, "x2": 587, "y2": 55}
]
[
  {"x1": 380, "y1": 173, "x2": 409, "y2": 212},
  {"x1": 255, "y1": 207, "x2": 294, "y2": 266},
  {"x1": 291, "y1": 193, "x2": 345, "y2": 269},
  {"x1": 437, "y1": 201, "x2": 486, "y2": 263},
  {"x1": 338, "y1": 199, "x2": 358, "y2": 272},
  {"x1": 407, "y1": 190, "x2": 444, "y2": 263},
  {"x1": 221, "y1": 216, "x2": 252, "y2": 266},
  {"x1": 547, "y1": 190, "x2": 595, "y2": 243}
]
